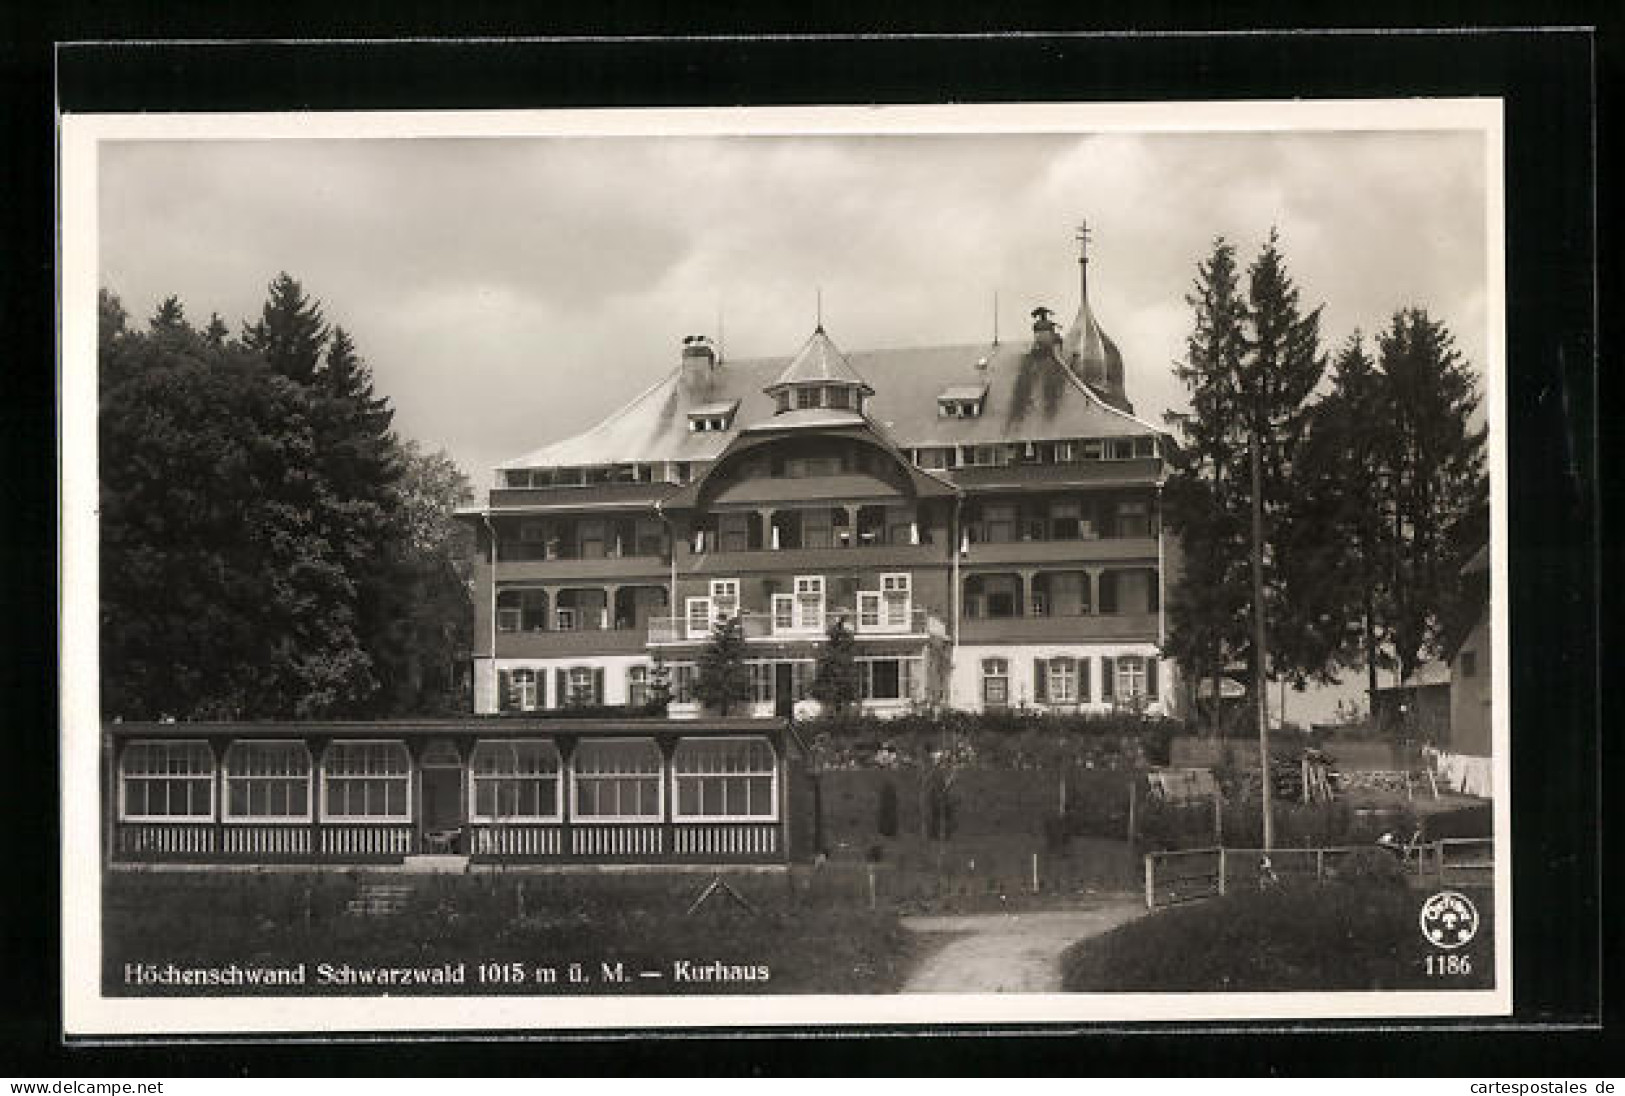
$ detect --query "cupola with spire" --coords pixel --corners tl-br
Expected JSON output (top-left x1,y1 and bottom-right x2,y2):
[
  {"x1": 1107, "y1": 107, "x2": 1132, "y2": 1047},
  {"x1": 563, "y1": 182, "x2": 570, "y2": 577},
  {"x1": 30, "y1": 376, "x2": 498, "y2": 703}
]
[
  {"x1": 1059, "y1": 219, "x2": 1134, "y2": 414},
  {"x1": 763, "y1": 324, "x2": 876, "y2": 416}
]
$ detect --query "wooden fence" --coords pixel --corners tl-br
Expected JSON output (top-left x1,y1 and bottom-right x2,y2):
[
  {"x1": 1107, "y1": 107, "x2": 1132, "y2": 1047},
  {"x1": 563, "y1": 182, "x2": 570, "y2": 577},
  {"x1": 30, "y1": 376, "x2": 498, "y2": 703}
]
[{"x1": 1143, "y1": 838, "x2": 1495, "y2": 909}]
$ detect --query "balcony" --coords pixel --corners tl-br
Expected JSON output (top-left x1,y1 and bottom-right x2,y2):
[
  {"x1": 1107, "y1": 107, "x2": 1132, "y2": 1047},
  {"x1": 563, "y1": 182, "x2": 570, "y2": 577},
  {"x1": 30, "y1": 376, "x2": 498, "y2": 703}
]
[
  {"x1": 648, "y1": 606, "x2": 945, "y2": 646},
  {"x1": 493, "y1": 554, "x2": 671, "y2": 583},
  {"x1": 958, "y1": 536, "x2": 1159, "y2": 566},
  {"x1": 495, "y1": 627, "x2": 650, "y2": 658},
  {"x1": 958, "y1": 612, "x2": 1159, "y2": 643}
]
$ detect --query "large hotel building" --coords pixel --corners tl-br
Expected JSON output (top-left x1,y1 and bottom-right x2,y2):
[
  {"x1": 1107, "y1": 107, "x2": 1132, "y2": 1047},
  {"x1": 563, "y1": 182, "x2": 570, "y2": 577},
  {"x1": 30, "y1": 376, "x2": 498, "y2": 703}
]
[
  {"x1": 104, "y1": 233, "x2": 1183, "y2": 869},
  {"x1": 461, "y1": 235, "x2": 1179, "y2": 721}
]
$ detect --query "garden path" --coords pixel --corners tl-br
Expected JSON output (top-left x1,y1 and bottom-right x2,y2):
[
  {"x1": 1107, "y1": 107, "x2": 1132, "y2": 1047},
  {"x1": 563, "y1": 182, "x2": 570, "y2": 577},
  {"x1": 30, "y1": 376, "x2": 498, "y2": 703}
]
[{"x1": 900, "y1": 899, "x2": 1145, "y2": 992}]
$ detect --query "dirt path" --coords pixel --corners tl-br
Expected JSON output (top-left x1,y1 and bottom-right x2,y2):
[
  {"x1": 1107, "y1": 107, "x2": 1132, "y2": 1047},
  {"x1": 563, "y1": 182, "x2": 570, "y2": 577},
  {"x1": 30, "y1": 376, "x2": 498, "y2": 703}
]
[{"x1": 900, "y1": 900, "x2": 1146, "y2": 993}]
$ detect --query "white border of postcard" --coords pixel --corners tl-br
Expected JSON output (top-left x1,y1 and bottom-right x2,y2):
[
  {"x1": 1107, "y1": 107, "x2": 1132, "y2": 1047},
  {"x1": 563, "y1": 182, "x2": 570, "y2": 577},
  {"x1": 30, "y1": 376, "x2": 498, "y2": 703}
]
[{"x1": 60, "y1": 99, "x2": 1511, "y2": 1034}]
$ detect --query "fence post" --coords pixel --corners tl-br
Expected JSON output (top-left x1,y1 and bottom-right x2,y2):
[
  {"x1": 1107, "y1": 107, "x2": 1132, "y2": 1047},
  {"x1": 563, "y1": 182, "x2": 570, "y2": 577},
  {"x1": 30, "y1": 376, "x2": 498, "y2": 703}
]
[
  {"x1": 866, "y1": 863, "x2": 877, "y2": 910},
  {"x1": 1031, "y1": 851, "x2": 1039, "y2": 894},
  {"x1": 1213, "y1": 793, "x2": 1223, "y2": 844},
  {"x1": 1143, "y1": 853, "x2": 1155, "y2": 909},
  {"x1": 1218, "y1": 847, "x2": 1227, "y2": 896},
  {"x1": 1315, "y1": 848, "x2": 1325, "y2": 881}
]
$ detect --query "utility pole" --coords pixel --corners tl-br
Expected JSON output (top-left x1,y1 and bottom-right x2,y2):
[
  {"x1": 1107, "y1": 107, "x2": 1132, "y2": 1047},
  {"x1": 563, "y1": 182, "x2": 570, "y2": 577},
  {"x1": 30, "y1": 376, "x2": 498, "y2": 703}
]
[{"x1": 1250, "y1": 429, "x2": 1275, "y2": 851}]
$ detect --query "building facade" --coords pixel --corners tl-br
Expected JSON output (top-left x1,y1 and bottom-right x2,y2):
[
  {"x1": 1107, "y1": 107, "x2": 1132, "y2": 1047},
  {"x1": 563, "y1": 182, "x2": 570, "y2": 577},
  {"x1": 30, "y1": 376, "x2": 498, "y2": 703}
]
[{"x1": 461, "y1": 233, "x2": 1179, "y2": 721}]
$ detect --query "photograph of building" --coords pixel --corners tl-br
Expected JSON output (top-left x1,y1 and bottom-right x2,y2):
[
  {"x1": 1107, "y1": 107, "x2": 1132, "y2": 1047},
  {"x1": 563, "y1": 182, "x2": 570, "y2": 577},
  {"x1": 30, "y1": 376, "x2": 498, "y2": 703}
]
[
  {"x1": 465, "y1": 230, "x2": 1175, "y2": 723},
  {"x1": 65, "y1": 97, "x2": 1522, "y2": 1030}
]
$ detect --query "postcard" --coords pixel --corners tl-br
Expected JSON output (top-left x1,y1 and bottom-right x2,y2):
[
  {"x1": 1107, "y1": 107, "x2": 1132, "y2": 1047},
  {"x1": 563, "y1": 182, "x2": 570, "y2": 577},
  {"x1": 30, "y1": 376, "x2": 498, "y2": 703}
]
[{"x1": 60, "y1": 99, "x2": 1511, "y2": 1035}]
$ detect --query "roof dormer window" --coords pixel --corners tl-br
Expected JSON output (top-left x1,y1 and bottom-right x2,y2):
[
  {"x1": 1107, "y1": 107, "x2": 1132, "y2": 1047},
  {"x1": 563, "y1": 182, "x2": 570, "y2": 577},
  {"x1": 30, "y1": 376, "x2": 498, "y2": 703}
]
[
  {"x1": 937, "y1": 383, "x2": 988, "y2": 419},
  {"x1": 687, "y1": 400, "x2": 740, "y2": 434}
]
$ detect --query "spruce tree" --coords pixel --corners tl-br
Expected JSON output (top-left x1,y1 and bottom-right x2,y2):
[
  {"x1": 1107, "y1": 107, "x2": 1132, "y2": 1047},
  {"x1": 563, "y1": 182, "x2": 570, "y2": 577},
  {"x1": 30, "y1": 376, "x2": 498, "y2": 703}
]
[
  {"x1": 812, "y1": 616, "x2": 861, "y2": 714},
  {"x1": 1240, "y1": 229, "x2": 1329, "y2": 690},
  {"x1": 694, "y1": 616, "x2": 751, "y2": 715},
  {"x1": 241, "y1": 272, "x2": 329, "y2": 384},
  {"x1": 1373, "y1": 308, "x2": 1487, "y2": 680},
  {"x1": 1162, "y1": 237, "x2": 1251, "y2": 733}
]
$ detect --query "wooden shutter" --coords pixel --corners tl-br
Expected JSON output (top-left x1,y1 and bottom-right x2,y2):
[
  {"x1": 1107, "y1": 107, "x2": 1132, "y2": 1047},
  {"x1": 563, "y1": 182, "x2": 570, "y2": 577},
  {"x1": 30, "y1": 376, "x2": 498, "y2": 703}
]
[
  {"x1": 498, "y1": 670, "x2": 514, "y2": 712},
  {"x1": 593, "y1": 667, "x2": 606, "y2": 705},
  {"x1": 1148, "y1": 569, "x2": 1161, "y2": 612},
  {"x1": 1099, "y1": 571, "x2": 1118, "y2": 614},
  {"x1": 1146, "y1": 657, "x2": 1159, "y2": 699},
  {"x1": 1033, "y1": 658, "x2": 1048, "y2": 703},
  {"x1": 1079, "y1": 657, "x2": 1091, "y2": 703},
  {"x1": 555, "y1": 669, "x2": 568, "y2": 709},
  {"x1": 1101, "y1": 656, "x2": 1115, "y2": 702}
]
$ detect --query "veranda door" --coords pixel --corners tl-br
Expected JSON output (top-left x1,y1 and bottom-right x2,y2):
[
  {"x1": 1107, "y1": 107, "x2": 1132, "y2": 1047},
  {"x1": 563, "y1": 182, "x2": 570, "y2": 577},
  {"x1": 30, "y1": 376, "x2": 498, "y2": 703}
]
[{"x1": 419, "y1": 740, "x2": 465, "y2": 853}]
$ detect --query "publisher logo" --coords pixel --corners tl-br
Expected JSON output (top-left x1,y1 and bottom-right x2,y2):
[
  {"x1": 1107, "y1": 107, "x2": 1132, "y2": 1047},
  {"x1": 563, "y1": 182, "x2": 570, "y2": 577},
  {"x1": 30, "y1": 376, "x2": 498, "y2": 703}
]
[{"x1": 1419, "y1": 890, "x2": 1479, "y2": 950}]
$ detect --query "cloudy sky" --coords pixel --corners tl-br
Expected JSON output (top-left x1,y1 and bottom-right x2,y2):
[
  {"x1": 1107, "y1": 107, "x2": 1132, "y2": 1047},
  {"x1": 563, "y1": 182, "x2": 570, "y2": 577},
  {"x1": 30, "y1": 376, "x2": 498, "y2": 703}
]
[{"x1": 99, "y1": 121, "x2": 1490, "y2": 490}]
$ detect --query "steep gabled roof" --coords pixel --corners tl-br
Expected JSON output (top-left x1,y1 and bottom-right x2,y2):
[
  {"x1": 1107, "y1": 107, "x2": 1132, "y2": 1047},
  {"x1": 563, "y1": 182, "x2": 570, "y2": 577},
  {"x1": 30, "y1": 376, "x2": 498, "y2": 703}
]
[{"x1": 497, "y1": 335, "x2": 1164, "y2": 471}]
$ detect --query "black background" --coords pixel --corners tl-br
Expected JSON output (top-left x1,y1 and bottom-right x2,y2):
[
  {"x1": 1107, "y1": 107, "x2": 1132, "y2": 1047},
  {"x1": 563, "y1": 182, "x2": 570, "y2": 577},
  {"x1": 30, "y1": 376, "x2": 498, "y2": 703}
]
[{"x1": 4, "y1": 8, "x2": 1613, "y2": 1078}]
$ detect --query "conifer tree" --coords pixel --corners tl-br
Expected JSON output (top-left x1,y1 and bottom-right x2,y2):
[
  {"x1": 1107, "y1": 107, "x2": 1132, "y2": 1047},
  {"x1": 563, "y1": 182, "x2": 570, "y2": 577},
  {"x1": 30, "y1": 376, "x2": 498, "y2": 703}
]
[
  {"x1": 694, "y1": 616, "x2": 751, "y2": 715},
  {"x1": 812, "y1": 616, "x2": 861, "y2": 713},
  {"x1": 241, "y1": 272, "x2": 329, "y2": 384},
  {"x1": 1372, "y1": 308, "x2": 1487, "y2": 680},
  {"x1": 1240, "y1": 230, "x2": 1329, "y2": 689},
  {"x1": 1162, "y1": 238, "x2": 1250, "y2": 732}
]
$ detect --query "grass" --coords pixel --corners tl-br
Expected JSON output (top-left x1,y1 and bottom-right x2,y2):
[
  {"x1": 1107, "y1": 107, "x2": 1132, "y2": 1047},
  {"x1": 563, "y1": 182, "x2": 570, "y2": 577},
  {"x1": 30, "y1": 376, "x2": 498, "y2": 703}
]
[
  {"x1": 1061, "y1": 880, "x2": 1495, "y2": 992},
  {"x1": 104, "y1": 870, "x2": 921, "y2": 996}
]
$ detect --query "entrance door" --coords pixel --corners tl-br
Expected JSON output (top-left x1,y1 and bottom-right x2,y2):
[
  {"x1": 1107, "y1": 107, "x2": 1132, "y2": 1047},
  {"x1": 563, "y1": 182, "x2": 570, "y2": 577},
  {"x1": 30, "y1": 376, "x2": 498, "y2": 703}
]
[
  {"x1": 774, "y1": 663, "x2": 795, "y2": 718},
  {"x1": 419, "y1": 740, "x2": 465, "y2": 853}
]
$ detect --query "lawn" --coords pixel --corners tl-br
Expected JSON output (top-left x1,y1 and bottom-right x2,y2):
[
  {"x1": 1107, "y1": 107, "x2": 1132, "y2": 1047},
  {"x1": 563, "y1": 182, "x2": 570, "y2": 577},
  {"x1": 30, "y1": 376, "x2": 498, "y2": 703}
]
[
  {"x1": 1061, "y1": 879, "x2": 1495, "y2": 992},
  {"x1": 103, "y1": 870, "x2": 921, "y2": 996}
]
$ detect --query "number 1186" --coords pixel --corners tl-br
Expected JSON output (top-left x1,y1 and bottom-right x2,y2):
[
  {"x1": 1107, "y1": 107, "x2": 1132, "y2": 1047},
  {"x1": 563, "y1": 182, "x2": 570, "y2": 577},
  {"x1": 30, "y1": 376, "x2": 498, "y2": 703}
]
[{"x1": 1425, "y1": 953, "x2": 1472, "y2": 976}]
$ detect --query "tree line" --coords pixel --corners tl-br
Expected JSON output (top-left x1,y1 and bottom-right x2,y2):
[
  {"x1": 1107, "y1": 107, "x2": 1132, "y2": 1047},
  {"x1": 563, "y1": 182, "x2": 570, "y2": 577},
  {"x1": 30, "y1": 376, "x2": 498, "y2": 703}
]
[
  {"x1": 1162, "y1": 231, "x2": 1488, "y2": 731},
  {"x1": 99, "y1": 275, "x2": 474, "y2": 720}
]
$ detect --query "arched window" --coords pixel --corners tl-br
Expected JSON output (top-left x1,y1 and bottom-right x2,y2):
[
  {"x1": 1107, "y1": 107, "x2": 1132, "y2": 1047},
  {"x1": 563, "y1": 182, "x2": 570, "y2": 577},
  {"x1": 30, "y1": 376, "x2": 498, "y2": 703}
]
[
  {"x1": 571, "y1": 738, "x2": 662, "y2": 821},
  {"x1": 469, "y1": 739, "x2": 562, "y2": 822},
  {"x1": 321, "y1": 741, "x2": 411, "y2": 821},
  {"x1": 120, "y1": 740, "x2": 214, "y2": 821},
  {"x1": 223, "y1": 740, "x2": 312, "y2": 821},
  {"x1": 672, "y1": 737, "x2": 777, "y2": 821}
]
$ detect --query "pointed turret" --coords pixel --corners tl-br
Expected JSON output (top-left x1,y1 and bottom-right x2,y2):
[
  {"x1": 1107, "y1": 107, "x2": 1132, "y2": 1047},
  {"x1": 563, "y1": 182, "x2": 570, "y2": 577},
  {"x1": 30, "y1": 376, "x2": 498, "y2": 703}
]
[
  {"x1": 1060, "y1": 220, "x2": 1134, "y2": 414},
  {"x1": 764, "y1": 325, "x2": 875, "y2": 415}
]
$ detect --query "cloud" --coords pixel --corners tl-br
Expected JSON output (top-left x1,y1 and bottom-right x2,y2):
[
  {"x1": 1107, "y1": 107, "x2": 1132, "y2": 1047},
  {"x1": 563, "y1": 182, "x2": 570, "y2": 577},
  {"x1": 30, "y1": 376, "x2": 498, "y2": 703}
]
[{"x1": 99, "y1": 126, "x2": 1489, "y2": 483}]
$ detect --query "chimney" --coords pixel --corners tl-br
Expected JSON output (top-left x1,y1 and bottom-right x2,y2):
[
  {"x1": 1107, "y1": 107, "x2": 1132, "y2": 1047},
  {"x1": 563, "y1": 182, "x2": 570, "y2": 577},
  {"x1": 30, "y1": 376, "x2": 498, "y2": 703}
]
[
  {"x1": 1030, "y1": 306, "x2": 1061, "y2": 355},
  {"x1": 681, "y1": 334, "x2": 718, "y2": 377}
]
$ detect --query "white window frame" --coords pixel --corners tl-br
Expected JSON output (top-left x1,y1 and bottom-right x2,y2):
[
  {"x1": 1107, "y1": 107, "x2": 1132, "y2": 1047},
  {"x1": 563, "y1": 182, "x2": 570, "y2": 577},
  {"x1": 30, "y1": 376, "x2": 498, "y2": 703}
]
[
  {"x1": 567, "y1": 666, "x2": 598, "y2": 706},
  {"x1": 1117, "y1": 655, "x2": 1149, "y2": 700},
  {"x1": 320, "y1": 740, "x2": 412, "y2": 823},
  {"x1": 771, "y1": 593, "x2": 796, "y2": 632},
  {"x1": 510, "y1": 667, "x2": 540, "y2": 711},
  {"x1": 671, "y1": 736, "x2": 779, "y2": 822},
  {"x1": 982, "y1": 658, "x2": 1011, "y2": 707},
  {"x1": 555, "y1": 607, "x2": 577, "y2": 631},
  {"x1": 570, "y1": 737, "x2": 665, "y2": 823},
  {"x1": 856, "y1": 591, "x2": 882, "y2": 629},
  {"x1": 1048, "y1": 659, "x2": 1079, "y2": 704},
  {"x1": 709, "y1": 578, "x2": 740, "y2": 622},
  {"x1": 793, "y1": 575, "x2": 825, "y2": 630},
  {"x1": 222, "y1": 739, "x2": 312, "y2": 823},
  {"x1": 119, "y1": 739, "x2": 216, "y2": 823},
  {"x1": 468, "y1": 739, "x2": 563, "y2": 823},
  {"x1": 627, "y1": 665, "x2": 650, "y2": 708},
  {"x1": 686, "y1": 596, "x2": 714, "y2": 639}
]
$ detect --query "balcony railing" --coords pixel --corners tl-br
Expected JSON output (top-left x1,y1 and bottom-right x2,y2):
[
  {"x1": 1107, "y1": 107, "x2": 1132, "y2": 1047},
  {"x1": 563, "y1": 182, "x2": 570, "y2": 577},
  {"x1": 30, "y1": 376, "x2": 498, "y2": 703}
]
[{"x1": 648, "y1": 606, "x2": 944, "y2": 644}]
